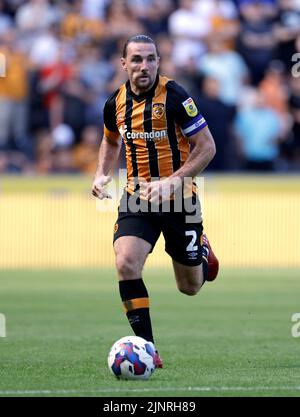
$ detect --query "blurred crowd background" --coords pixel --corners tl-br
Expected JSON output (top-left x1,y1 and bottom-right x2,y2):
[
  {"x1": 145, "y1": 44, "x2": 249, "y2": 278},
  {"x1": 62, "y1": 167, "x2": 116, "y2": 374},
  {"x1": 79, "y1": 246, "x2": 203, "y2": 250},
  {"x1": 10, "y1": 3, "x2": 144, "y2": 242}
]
[{"x1": 0, "y1": 0, "x2": 300, "y2": 175}]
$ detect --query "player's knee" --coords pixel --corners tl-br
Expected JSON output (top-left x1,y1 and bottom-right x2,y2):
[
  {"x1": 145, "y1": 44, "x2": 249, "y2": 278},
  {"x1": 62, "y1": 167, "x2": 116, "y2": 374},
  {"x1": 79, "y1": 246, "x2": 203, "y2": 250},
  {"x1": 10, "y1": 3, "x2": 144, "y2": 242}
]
[
  {"x1": 116, "y1": 255, "x2": 138, "y2": 278},
  {"x1": 177, "y1": 282, "x2": 202, "y2": 296}
]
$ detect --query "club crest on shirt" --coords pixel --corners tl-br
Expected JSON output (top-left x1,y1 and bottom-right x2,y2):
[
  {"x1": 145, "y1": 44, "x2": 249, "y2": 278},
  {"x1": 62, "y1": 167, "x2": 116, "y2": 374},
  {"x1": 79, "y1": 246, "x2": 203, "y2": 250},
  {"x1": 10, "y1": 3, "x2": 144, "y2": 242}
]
[
  {"x1": 182, "y1": 97, "x2": 198, "y2": 117},
  {"x1": 152, "y1": 103, "x2": 165, "y2": 119}
]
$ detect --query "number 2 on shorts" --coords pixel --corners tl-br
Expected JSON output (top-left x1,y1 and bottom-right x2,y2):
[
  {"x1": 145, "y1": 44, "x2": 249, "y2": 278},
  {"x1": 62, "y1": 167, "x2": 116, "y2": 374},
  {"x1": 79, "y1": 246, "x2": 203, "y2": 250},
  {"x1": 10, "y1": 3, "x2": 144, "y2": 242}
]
[{"x1": 185, "y1": 230, "x2": 198, "y2": 252}]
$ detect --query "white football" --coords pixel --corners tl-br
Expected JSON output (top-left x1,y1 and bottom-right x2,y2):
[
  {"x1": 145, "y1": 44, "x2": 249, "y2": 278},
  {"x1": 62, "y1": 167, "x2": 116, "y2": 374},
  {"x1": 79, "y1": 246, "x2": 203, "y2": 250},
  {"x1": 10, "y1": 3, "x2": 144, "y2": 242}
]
[{"x1": 108, "y1": 336, "x2": 156, "y2": 380}]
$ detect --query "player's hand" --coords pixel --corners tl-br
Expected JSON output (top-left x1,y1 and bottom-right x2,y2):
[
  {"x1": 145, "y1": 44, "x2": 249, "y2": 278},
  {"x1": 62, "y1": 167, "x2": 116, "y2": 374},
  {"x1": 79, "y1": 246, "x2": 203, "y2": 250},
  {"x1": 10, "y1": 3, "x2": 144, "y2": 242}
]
[
  {"x1": 92, "y1": 175, "x2": 112, "y2": 199},
  {"x1": 141, "y1": 177, "x2": 181, "y2": 204}
]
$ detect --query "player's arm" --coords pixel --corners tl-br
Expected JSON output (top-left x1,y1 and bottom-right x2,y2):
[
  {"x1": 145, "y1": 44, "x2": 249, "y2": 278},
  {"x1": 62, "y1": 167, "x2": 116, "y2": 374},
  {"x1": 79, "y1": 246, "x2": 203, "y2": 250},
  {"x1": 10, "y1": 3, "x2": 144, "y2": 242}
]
[
  {"x1": 170, "y1": 126, "x2": 216, "y2": 181},
  {"x1": 144, "y1": 82, "x2": 216, "y2": 203},
  {"x1": 92, "y1": 133, "x2": 122, "y2": 199},
  {"x1": 92, "y1": 92, "x2": 121, "y2": 199},
  {"x1": 169, "y1": 85, "x2": 216, "y2": 179},
  {"x1": 144, "y1": 127, "x2": 215, "y2": 203}
]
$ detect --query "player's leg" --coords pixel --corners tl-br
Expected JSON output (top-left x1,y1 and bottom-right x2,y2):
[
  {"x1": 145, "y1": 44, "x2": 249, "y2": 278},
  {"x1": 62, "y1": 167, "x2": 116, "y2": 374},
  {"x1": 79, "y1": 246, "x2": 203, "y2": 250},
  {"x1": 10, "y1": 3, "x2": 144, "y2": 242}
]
[
  {"x1": 114, "y1": 234, "x2": 156, "y2": 344},
  {"x1": 171, "y1": 233, "x2": 219, "y2": 294},
  {"x1": 172, "y1": 261, "x2": 204, "y2": 296},
  {"x1": 114, "y1": 235, "x2": 151, "y2": 281},
  {"x1": 114, "y1": 235, "x2": 163, "y2": 368},
  {"x1": 172, "y1": 228, "x2": 219, "y2": 295},
  {"x1": 113, "y1": 202, "x2": 161, "y2": 340},
  {"x1": 162, "y1": 194, "x2": 219, "y2": 294}
]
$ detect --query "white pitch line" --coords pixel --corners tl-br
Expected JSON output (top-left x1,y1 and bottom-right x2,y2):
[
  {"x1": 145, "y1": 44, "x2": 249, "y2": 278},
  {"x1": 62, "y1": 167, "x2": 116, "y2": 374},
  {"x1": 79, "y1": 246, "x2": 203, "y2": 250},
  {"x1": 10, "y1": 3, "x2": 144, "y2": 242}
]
[{"x1": 0, "y1": 386, "x2": 300, "y2": 395}]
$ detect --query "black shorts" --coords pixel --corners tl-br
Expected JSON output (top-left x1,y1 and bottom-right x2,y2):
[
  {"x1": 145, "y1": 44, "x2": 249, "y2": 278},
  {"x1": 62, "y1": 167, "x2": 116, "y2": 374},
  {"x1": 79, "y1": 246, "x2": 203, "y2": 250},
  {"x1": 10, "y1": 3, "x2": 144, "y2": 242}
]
[{"x1": 113, "y1": 192, "x2": 204, "y2": 266}]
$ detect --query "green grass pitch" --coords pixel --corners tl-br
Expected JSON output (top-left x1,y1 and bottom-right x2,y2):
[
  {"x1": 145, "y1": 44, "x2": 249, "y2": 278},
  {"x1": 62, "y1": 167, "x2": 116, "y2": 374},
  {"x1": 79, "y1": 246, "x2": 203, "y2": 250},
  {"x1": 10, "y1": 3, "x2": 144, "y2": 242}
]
[{"x1": 0, "y1": 268, "x2": 299, "y2": 397}]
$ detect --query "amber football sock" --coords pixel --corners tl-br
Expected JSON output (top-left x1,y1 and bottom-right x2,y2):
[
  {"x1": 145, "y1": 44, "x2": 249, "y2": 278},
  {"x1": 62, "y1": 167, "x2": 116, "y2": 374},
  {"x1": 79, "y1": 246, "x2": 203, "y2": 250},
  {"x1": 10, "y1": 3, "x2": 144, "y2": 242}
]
[{"x1": 119, "y1": 278, "x2": 154, "y2": 344}]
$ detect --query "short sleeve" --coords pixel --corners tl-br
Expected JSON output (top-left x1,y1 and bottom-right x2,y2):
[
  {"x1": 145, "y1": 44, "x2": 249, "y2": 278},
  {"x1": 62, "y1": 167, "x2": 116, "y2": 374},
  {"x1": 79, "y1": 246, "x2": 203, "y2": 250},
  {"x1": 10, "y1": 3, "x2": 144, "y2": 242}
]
[
  {"x1": 103, "y1": 90, "x2": 120, "y2": 141},
  {"x1": 166, "y1": 81, "x2": 207, "y2": 137}
]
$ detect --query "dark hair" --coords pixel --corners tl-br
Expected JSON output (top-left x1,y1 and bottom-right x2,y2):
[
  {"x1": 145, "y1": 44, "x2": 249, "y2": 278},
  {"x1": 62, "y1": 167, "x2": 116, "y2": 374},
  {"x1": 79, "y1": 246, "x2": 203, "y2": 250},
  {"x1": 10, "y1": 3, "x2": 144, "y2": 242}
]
[{"x1": 122, "y1": 35, "x2": 159, "y2": 58}]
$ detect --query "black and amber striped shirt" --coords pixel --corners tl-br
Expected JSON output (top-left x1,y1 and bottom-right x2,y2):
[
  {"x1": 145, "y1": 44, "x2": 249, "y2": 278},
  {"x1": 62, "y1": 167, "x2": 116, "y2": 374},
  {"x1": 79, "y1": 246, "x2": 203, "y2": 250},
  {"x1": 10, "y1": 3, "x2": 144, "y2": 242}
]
[{"x1": 103, "y1": 75, "x2": 207, "y2": 194}]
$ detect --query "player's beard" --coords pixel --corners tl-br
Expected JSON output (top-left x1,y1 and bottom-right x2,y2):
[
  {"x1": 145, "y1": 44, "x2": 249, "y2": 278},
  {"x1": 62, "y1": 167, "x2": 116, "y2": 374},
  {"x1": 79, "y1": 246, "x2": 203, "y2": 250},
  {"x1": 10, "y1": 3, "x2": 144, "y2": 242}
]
[{"x1": 135, "y1": 74, "x2": 155, "y2": 92}]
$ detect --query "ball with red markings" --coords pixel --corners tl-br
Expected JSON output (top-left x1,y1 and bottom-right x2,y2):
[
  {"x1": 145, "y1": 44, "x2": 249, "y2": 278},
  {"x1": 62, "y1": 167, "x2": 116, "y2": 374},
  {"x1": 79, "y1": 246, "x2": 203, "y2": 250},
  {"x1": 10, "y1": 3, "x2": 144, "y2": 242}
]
[{"x1": 108, "y1": 336, "x2": 156, "y2": 380}]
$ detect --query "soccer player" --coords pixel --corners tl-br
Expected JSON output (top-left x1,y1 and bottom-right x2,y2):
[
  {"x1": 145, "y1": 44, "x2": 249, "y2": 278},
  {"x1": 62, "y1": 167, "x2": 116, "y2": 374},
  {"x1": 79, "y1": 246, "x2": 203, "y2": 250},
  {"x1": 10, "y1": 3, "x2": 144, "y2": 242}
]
[{"x1": 92, "y1": 35, "x2": 219, "y2": 368}]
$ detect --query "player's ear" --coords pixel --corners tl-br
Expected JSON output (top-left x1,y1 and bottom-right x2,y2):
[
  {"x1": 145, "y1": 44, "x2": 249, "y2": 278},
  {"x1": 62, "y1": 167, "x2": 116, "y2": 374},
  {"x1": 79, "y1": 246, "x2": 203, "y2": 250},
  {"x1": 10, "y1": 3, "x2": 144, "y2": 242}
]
[{"x1": 121, "y1": 58, "x2": 127, "y2": 71}]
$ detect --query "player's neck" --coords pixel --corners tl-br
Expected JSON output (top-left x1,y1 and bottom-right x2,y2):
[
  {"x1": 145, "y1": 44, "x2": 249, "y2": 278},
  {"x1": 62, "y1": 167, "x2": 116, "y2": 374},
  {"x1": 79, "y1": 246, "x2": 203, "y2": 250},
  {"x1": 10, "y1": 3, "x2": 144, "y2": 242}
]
[{"x1": 130, "y1": 84, "x2": 153, "y2": 96}]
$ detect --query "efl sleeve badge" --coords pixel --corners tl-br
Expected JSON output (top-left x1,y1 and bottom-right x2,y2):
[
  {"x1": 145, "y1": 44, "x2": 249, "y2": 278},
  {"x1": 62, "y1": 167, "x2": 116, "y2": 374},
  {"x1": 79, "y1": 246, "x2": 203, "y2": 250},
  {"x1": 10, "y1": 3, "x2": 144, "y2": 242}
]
[{"x1": 182, "y1": 97, "x2": 198, "y2": 117}]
